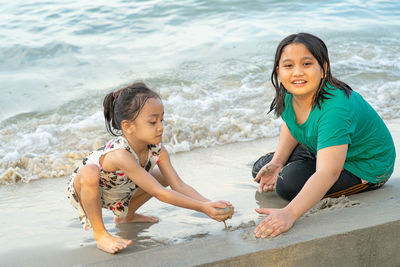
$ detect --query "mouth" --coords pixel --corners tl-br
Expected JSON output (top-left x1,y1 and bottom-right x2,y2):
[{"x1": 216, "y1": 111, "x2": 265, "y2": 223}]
[{"x1": 292, "y1": 80, "x2": 307, "y2": 85}]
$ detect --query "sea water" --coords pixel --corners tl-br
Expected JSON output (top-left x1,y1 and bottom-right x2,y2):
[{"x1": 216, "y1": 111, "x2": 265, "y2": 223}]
[
  {"x1": 1, "y1": 0, "x2": 400, "y2": 260},
  {"x1": 1, "y1": 0, "x2": 400, "y2": 184}
]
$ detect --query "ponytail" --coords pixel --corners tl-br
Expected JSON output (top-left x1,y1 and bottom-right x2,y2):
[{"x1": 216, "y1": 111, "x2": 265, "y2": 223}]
[{"x1": 103, "y1": 91, "x2": 119, "y2": 136}]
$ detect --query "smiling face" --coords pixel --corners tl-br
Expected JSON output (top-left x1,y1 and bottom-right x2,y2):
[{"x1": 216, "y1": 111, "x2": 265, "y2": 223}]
[
  {"x1": 123, "y1": 97, "x2": 164, "y2": 145},
  {"x1": 277, "y1": 43, "x2": 324, "y2": 101}
]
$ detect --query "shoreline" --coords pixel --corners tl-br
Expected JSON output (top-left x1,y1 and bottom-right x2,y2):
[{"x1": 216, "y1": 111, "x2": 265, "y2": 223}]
[{"x1": 1, "y1": 119, "x2": 399, "y2": 266}]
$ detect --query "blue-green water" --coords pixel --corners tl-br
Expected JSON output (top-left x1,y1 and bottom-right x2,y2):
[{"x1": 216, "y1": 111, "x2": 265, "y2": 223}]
[{"x1": 1, "y1": 0, "x2": 400, "y2": 183}]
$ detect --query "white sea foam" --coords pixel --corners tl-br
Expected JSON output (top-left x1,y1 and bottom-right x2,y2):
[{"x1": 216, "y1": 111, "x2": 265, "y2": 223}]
[{"x1": 1, "y1": 0, "x2": 399, "y2": 184}]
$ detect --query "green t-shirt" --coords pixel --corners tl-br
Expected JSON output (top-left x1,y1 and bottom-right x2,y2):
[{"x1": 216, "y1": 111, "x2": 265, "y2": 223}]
[{"x1": 281, "y1": 84, "x2": 396, "y2": 183}]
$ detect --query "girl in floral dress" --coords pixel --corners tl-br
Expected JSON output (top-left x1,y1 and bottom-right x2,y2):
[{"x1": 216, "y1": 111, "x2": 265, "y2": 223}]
[{"x1": 66, "y1": 82, "x2": 234, "y2": 254}]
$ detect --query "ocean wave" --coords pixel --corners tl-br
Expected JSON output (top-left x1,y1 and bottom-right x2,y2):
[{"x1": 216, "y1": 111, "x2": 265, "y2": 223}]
[
  {"x1": 0, "y1": 42, "x2": 80, "y2": 68},
  {"x1": 0, "y1": 72, "x2": 281, "y2": 185},
  {"x1": 1, "y1": 0, "x2": 400, "y2": 185}
]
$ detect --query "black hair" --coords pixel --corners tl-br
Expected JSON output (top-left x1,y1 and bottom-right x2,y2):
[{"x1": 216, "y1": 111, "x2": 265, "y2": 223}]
[
  {"x1": 103, "y1": 82, "x2": 160, "y2": 136},
  {"x1": 270, "y1": 32, "x2": 352, "y2": 117}
]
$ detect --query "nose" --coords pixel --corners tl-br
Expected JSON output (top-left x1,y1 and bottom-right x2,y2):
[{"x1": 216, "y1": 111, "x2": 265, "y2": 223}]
[
  {"x1": 293, "y1": 65, "x2": 304, "y2": 76},
  {"x1": 157, "y1": 121, "x2": 164, "y2": 132}
]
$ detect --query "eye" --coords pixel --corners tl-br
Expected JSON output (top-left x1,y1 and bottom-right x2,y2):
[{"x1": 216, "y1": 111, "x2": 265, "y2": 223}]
[
  {"x1": 150, "y1": 121, "x2": 157, "y2": 125},
  {"x1": 304, "y1": 61, "x2": 313, "y2": 66}
]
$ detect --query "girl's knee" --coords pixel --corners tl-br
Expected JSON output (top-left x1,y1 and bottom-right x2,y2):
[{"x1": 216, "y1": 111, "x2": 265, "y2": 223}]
[
  {"x1": 275, "y1": 177, "x2": 297, "y2": 201},
  {"x1": 275, "y1": 160, "x2": 315, "y2": 201},
  {"x1": 78, "y1": 164, "x2": 100, "y2": 186},
  {"x1": 252, "y1": 152, "x2": 274, "y2": 179}
]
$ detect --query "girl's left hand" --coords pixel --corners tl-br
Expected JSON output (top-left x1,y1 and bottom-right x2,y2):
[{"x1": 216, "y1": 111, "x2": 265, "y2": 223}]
[
  {"x1": 253, "y1": 208, "x2": 295, "y2": 238},
  {"x1": 203, "y1": 200, "x2": 234, "y2": 221},
  {"x1": 254, "y1": 162, "x2": 283, "y2": 193}
]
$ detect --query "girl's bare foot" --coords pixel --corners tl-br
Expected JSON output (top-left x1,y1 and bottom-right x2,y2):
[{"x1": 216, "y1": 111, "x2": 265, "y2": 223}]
[
  {"x1": 95, "y1": 233, "x2": 132, "y2": 254},
  {"x1": 114, "y1": 213, "x2": 159, "y2": 224}
]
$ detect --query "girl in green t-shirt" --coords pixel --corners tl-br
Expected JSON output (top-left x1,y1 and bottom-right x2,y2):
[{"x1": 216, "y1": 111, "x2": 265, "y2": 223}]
[{"x1": 252, "y1": 33, "x2": 395, "y2": 239}]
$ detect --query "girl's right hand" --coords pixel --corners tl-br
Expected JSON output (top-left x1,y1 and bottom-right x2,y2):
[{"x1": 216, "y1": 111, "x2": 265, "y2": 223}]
[
  {"x1": 202, "y1": 201, "x2": 234, "y2": 221},
  {"x1": 254, "y1": 162, "x2": 283, "y2": 193}
]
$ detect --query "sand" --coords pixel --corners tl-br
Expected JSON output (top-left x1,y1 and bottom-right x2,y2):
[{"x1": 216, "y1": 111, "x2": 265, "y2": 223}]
[{"x1": 1, "y1": 119, "x2": 399, "y2": 266}]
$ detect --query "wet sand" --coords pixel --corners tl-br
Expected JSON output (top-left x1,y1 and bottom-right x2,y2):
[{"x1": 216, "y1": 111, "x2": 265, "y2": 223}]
[{"x1": 1, "y1": 120, "x2": 399, "y2": 266}]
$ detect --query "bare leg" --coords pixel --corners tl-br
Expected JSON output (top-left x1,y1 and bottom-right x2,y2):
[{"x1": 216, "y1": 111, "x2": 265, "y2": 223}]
[
  {"x1": 114, "y1": 167, "x2": 169, "y2": 224},
  {"x1": 74, "y1": 165, "x2": 132, "y2": 254}
]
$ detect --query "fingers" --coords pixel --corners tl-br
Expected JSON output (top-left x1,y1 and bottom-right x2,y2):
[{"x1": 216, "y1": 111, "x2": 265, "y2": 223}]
[
  {"x1": 253, "y1": 211, "x2": 290, "y2": 238},
  {"x1": 258, "y1": 179, "x2": 266, "y2": 193},
  {"x1": 254, "y1": 208, "x2": 270, "y2": 215},
  {"x1": 259, "y1": 182, "x2": 275, "y2": 193},
  {"x1": 207, "y1": 201, "x2": 234, "y2": 221},
  {"x1": 261, "y1": 223, "x2": 281, "y2": 238},
  {"x1": 219, "y1": 200, "x2": 232, "y2": 206},
  {"x1": 254, "y1": 167, "x2": 266, "y2": 182},
  {"x1": 254, "y1": 218, "x2": 278, "y2": 238},
  {"x1": 218, "y1": 200, "x2": 231, "y2": 207},
  {"x1": 213, "y1": 214, "x2": 231, "y2": 221},
  {"x1": 270, "y1": 226, "x2": 283, "y2": 237},
  {"x1": 263, "y1": 184, "x2": 275, "y2": 192},
  {"x1": 214, "y1": 216, "x2": 226, "y2": 222},
  {"x1": 254, "y1": 163, "x2": 282, "y2": 192},
  {"x1": 209, "y1": 201, "x2": 226, "y2": 209},
  {"x1": 215, "y1": 205, "x2": 234, "y2": 217}
]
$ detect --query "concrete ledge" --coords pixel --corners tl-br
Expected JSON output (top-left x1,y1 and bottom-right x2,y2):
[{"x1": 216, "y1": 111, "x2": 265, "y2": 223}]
[
  {"x1": 198, "y1": 220, "x2": 400, "y2": 267},
  {"x1": 85, "y1": 179, "x2": 400, "y2": 267}
]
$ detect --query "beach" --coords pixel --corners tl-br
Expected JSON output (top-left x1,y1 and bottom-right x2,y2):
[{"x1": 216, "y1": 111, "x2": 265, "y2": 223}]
[
  {"x1": 1, "y1": 0, "x2": 400, "y2": 266},
  {"x1": 1, "y1": 120, "x2": 399, "y2": 266}
]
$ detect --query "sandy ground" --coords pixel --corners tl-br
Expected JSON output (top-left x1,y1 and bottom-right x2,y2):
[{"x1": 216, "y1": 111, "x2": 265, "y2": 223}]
[{"x1": 1, "y1": 119, "x2": 399, "y2": 266}]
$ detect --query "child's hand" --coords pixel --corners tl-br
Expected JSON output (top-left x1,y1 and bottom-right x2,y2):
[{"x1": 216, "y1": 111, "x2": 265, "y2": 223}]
[
  {"x1": 253, "y1": 207, "x2": 295, "y2": 238},
  {"x1": 254, "y1": 162, "x2": 283, "y2": 193},
  {"x1": 202, "y1": 201, "x2": 234, "y2": 221}
]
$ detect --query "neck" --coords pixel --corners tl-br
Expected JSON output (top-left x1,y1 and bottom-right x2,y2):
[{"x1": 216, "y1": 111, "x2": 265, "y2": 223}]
[
  {"x1": 123, "y1": 135, "x2": 148, "y2": 155},
  {"x1": 292, "y1": 93, "x2": 314, "y2": 125},
  {"x1": 292, "y1": 93, "x2": 314, "y2": 110}
]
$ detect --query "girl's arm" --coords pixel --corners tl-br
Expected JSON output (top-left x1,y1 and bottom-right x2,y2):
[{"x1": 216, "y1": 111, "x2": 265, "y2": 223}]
[
  {"x1": 254, "y1": 144, "x2": 348, "y2": 238},
  {"x1": 157, "y1": 146, "x2": 209, "y2": 202},
  {"x1": 102, "y1": 149, "x2": 228, "y2": 221},
  {"x1": 270, "y1": 122, "x2": 299, "y2": 166},
  {"x1": 254, "y1": 122, "x2": 298, "y2": 192}
]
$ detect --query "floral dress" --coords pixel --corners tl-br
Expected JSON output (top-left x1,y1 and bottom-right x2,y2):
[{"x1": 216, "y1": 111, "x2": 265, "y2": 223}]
[{"x1": 66, "y1": 136, "x2": 161, "y2": 230}]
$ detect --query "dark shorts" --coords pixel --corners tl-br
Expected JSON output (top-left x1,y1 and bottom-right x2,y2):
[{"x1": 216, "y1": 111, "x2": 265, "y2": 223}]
[{"x1": 252, "y1": 144, "x2": 388, "y2": 201}]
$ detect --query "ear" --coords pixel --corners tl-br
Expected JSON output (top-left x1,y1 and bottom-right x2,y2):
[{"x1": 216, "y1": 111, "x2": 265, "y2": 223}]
[{"x1": 121, "y1": 120, "x2": 135, "y2": 134}]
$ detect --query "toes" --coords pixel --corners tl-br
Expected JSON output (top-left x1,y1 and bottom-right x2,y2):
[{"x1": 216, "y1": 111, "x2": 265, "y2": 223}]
[{"x1": 122, "y1": 238, "x2": 132, "y2": 246}]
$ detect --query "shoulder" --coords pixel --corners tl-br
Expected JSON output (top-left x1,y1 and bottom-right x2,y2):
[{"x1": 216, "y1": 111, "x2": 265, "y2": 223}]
[
  {"x1": 159, "y1": 144, "x2": 168, "y2": 157},
  {"x1": 156, "y1": 144, "x2": 172, "y2": 164},
  {"x1": 316, "y1": 87, "x2": 353, "y2": 117},
  {"x1": 102, "y1": 136, "x2": 131, "y2": 151},
  {"x1": 106, "y1": 148, "x2": 140, "y2": 167},
  {"x1": 324, "y1": 86, "x2": 349, "y2": 103}
]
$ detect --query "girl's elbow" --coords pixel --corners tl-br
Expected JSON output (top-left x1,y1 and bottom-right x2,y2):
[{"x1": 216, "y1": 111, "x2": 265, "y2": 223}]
[
  {"x1": 329, "y1": 170, "x2": 341, "y2": 184},
  {"x1": 170, "y1": 182, "x2": 186, "y2": 192},
  {"x1": 317, "y1": 169, "x2": 341, "y2": 184}
]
